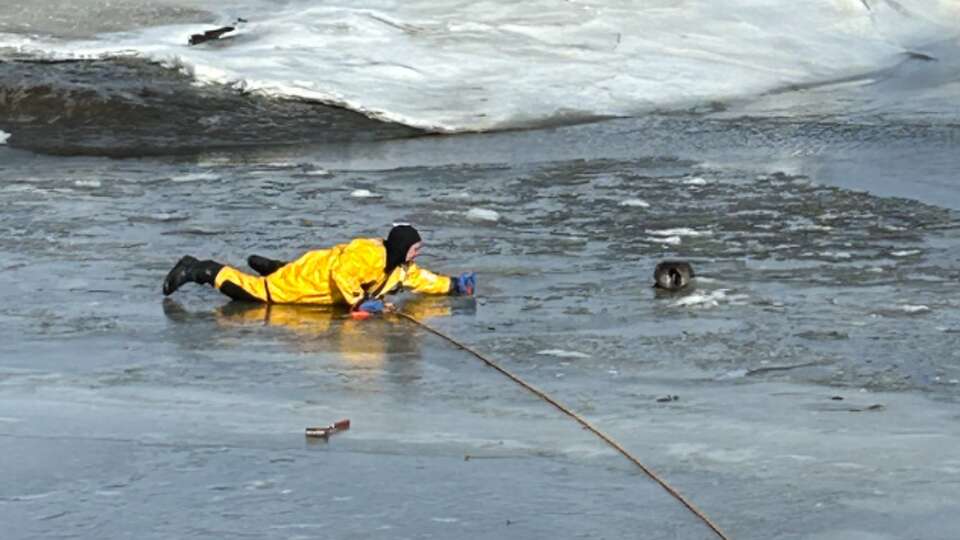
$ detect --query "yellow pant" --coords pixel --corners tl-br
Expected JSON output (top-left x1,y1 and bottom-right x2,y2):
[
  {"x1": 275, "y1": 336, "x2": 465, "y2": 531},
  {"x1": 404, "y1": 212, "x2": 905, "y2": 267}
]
[{"x1": 214, "y1": 266, "x2": 273, "y2": 302}]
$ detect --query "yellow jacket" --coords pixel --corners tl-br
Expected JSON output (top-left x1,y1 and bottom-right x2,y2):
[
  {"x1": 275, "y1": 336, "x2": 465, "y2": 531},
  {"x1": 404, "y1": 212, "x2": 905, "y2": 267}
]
[{"x1": 213, "y1": 238, "x2": 452, "y2": 306}]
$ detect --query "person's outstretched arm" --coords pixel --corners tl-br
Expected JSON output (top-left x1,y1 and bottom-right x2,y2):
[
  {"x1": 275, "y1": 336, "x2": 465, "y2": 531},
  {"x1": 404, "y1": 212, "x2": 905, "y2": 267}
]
[
  {"x1": 404, "y1": 264, "x2": 476, "y2": 296},
  {"x1": 401, "y1": 263, "x2": 452, "y2": 295}
]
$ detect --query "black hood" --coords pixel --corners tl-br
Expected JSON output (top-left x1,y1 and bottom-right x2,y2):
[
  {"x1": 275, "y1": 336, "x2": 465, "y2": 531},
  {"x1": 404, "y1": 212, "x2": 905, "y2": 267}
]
[{"x1": 383, "y1": 224, "x2": 421, "y2": 272}]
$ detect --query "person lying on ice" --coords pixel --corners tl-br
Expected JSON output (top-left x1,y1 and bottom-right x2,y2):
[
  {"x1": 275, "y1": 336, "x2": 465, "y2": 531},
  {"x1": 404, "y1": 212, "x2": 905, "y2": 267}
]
[{"x1": 161, "y1": 224, "x2": 477, "y2": 315}]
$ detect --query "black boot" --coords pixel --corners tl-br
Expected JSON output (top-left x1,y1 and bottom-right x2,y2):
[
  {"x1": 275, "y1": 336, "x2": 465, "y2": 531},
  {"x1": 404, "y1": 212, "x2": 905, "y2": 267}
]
[
  {"x1": 162, "y1": 255, "x2": 224, "y2": 296},
  {"x1": 247, "y1": 254, "x2": 288, "y2": 276}
]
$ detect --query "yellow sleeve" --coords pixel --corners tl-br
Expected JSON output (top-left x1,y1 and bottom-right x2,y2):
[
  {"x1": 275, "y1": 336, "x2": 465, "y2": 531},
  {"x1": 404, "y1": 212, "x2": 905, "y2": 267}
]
[
  {"x1": 402, "y1": 263, "x2": 452, "y2": 295},
  {"x1": 330, "y1": 248, "x2": 377, "y2": 306}
]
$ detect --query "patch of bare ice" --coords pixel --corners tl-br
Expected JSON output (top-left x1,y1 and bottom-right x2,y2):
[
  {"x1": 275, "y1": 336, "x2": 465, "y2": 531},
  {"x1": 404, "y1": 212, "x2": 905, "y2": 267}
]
[
  {"x1": 466, "y1": 208, "x2": 500, "y2": 222},
  {"x1": 536, "y1": 349, "x2": 590, "y2": 359}
]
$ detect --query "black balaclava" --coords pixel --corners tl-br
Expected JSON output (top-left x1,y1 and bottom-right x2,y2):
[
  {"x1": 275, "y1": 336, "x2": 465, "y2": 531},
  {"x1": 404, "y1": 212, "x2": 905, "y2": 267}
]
[{"x1": 383, "y1": 224, "x2": 421, "y2": 272}]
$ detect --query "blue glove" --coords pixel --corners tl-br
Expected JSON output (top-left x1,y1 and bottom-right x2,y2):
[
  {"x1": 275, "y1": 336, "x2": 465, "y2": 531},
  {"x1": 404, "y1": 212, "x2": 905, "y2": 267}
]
[
  {"x1": 357, "y1": 298, "x2": 385, "y2": 313},
  {"x1": 451, "y1": 272, "x2": 477, "y2": 296}
]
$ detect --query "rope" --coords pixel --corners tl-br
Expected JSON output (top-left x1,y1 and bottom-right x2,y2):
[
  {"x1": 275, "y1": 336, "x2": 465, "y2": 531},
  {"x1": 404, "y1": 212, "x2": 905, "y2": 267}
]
[{"x1": 392, "y1": 309, "x2": 730, "y2": 540}]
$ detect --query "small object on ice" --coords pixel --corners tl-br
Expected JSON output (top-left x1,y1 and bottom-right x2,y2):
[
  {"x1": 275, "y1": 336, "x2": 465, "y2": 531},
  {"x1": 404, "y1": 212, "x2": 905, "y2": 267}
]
[
  {"x1": 466, "y1": 208, "x2": 500, "y2": 222},
  {"x1": 305, "y1": 419, "x2": 351, "y2": 438},
  {"x1": 673, "y1": 290, "x2": 725, "y2": 308},
  {"x1": 171, "y1": 172, "x2": 219, "y2": 183},
  {"x1": 188, "y1": 18, "x2": 246, "y2": 46},
  {"x1": 647, "y1": 227, "x2": 709, "y2": 237},
  {"x1": 830, "y1": 396, "x2": 844, "y2": 401},
  {"x1": 905, "y1": 51, "x2": 936, "y2": 61},
  {"x1": 848, "y1": 404, "x2": 884, "y2": 412},
  {"x1": 656, "y1": 395, "x2": 679, "y2": 402},
  {"x1": 188, "y1": 26, "x2": 236, "y2": 46},
  {"x1": 745, "y1": 360, "x2": 822, "y2": 376},
  {"x1": 648, "y1": 235, "x2": 681, "y2": 246},
  {"x1": 536, "y1": 349, "x2": 590, "y2": 359},
  {"x1": 891, "y1": 250, "x2": 921, "y2": 257}
]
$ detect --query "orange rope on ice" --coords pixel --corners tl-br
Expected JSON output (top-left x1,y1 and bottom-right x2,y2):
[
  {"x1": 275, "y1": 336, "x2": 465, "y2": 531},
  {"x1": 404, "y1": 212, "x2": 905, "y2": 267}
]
[{"x1": 392, "y1": 309, "x2": 730, "y2": 540}]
